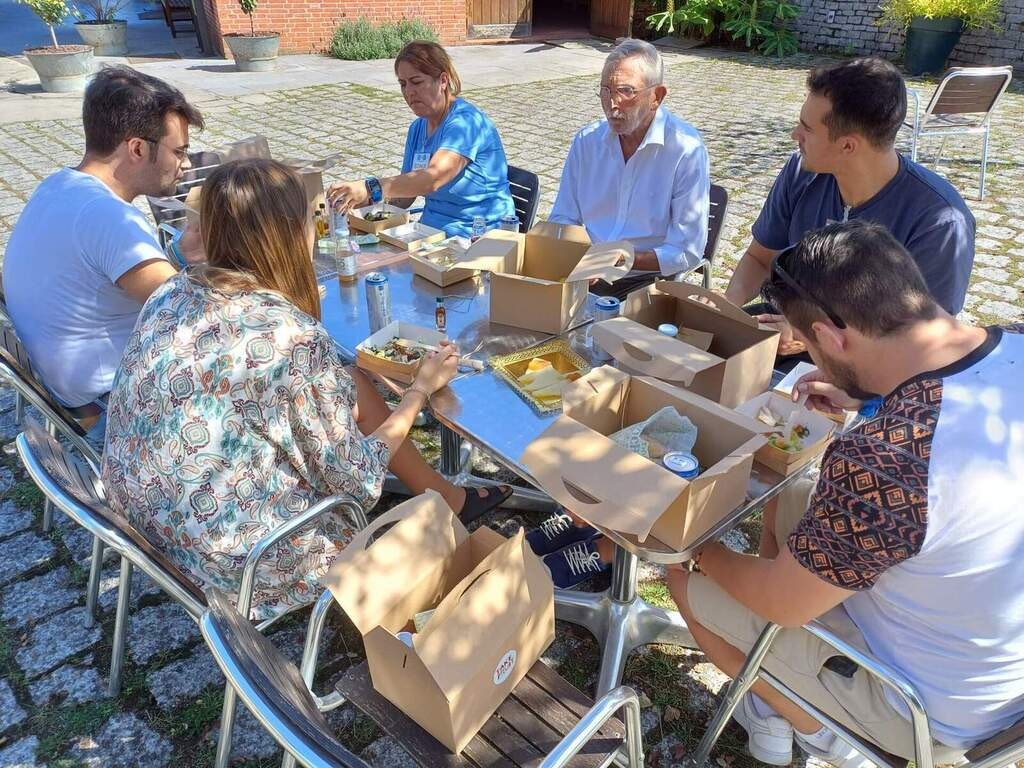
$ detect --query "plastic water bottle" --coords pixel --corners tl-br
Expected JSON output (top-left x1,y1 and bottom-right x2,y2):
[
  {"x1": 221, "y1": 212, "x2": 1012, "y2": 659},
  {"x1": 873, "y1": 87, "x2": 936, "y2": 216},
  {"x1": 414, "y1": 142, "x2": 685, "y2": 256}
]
[
  {"x1": 335, "y1": 219, "x2": 357, "y2": 283},
  {"x1": 471, "y1": 216, "x2": 486, "y2": 242}
]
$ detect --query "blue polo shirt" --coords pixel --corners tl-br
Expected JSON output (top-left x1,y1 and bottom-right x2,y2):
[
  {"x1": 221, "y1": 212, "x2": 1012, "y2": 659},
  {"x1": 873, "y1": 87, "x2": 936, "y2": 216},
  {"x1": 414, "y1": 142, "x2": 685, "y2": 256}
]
[
  {"x1": 753, "y1": 153, "x2": 976, "y2": 314},
  {"x1": 401, "y1": 98, "x2": 514, "y2": 239}
]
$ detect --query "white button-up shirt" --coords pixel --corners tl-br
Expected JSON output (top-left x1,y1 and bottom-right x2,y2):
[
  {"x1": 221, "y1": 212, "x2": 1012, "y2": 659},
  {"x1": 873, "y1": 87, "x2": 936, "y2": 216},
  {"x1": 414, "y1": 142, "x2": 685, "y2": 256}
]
[{"x1": 548, "y1": 106, "x2": 710, "y2": 276}]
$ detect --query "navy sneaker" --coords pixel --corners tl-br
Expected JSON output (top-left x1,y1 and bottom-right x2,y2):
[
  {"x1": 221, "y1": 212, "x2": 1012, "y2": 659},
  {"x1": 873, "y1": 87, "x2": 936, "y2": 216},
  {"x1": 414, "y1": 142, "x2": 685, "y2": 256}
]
[
  {"x1": 526, "y1": 511, "x2": 598, "y2": 556},
  {"x1": 543, "y1": 539, "x2": 610, "y2": 589}
]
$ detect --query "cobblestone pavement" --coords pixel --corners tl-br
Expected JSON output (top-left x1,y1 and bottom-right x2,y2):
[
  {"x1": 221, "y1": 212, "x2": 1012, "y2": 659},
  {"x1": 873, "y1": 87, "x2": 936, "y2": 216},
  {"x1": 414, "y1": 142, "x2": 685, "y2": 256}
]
[{"x1": 0, "y1": 44, "x2": 1021, "y2": 768}]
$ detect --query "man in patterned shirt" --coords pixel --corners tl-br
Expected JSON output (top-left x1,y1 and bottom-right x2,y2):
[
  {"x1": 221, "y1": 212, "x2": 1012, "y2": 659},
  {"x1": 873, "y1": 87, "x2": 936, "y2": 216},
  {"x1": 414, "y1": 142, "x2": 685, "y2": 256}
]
[{"x1": 667, "y1": 220, "x2": 1024, "y2": 767}]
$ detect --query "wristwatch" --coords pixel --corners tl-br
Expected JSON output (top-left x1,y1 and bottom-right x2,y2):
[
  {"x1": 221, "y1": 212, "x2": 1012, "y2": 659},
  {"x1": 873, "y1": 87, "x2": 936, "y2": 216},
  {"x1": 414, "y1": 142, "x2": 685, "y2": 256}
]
[{"x1": 364, "y1": 176, "x2": 383, "y2": 204}]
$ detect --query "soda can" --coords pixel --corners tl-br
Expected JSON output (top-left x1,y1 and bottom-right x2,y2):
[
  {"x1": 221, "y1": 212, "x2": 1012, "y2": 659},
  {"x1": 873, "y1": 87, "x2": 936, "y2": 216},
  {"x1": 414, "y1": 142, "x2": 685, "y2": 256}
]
[
  {"x1": 396, "y1": 631, "x2": 415, "y2": 648},
  {"x1": 471, "y1": 215, "x2": 486, "y2": 242},
  {"x1": 590, "y1": 295, "x2": 621, "y2": 363},
  {"x1": 662, "y1": 451, "x2": 700, "y2": 480},
  {"x1": 499, "y1": 214, "x2": 519, "y2": 232},
  {"x1": 365, "y1": 272, "x2": 391, "y2": 333}
]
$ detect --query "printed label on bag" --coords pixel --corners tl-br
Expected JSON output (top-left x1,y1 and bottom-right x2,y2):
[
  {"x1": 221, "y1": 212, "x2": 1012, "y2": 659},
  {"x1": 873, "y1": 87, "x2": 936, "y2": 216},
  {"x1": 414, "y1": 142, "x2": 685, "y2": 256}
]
[{"x1": 493, "y1": 650, "x2": 517, "y2": 686}]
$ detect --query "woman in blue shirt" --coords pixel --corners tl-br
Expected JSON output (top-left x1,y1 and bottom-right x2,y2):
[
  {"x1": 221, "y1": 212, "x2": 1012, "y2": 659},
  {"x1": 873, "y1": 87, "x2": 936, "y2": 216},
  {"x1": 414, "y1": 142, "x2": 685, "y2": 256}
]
[{"x1": 327, "y1": 41, "x2": 514, "y2": 238}]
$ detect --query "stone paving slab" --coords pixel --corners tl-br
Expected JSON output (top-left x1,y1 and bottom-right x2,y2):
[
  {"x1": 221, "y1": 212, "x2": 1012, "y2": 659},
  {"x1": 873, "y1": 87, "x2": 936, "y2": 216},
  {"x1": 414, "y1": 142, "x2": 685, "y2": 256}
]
[
  {"x1": 0, "y1": 566, "x2": 79, "y2": 630},
  {"x1": 70, "y1": 712, "x2": 172, "y2": 768},
  {"x1": 0, "y1": 736, "x2": 43, "y2": 768},
  {"x1": 0, "y1": 501, "x2": 33, "y2": 538},
  {"x1": 14, "y1": 606, "x2": 101, "y2": 679},
  {"x1": 146, "y1": 646, "x2": 223, "y2": 712},
  {"x1": 0, "y1": 679, "x2": 27, "y2": 733},
  {"x1": 0, "y1": 532, "x2": 55, "y2": 588},
  {"x1": 28, "y1": 661, "x2": 108, "y2": 708},
  {"x1": 126, "y1": 602, "x2": 200, "y2": 665}
]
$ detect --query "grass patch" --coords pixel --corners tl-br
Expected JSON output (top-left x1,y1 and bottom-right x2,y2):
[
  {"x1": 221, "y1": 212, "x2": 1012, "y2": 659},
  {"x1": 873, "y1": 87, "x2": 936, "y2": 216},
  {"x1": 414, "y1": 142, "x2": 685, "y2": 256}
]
[
  {"x1": 8, "y1": 478, "x2": 45, "y2": 515},
  {"x1": 32, "y1": 699, "x2": 119, "y2": 761},
  {"x1": 638, "y1": 580, "x2": 676, "y2": 611}
]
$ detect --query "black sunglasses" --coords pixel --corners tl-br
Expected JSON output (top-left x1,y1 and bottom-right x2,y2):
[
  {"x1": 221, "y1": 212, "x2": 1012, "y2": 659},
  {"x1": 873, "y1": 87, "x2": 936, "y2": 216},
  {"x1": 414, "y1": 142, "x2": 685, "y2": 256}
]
[{"x1": 769, "y1": 246, "x2": 846, "y2": 329}]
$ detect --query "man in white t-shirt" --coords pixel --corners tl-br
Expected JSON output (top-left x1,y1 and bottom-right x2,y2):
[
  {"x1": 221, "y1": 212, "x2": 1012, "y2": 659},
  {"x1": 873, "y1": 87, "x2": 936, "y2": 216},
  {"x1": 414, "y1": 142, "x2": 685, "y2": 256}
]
[
  {"x1": 548, "y1": 38, "x2": 709, "y2": 299},
  {"x1": 668, "y1": 220, "x2": 1024, "y2": 767},
  {"x1": 3, "y1": 66, "x2": 204, "y2": 433}
]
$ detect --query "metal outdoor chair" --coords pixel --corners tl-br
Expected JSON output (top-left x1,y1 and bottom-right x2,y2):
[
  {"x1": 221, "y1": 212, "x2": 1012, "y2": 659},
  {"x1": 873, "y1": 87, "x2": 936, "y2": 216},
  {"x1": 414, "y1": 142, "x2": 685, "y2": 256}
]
[
  {"x1": 281, "y1": 590, "x2": 644, "y2": 768},
  {"x1": 508, "y1": 164, "x2": 541, "y2": 232},
  {"x1": 148, "y1": 149, "x2": 222, "y2": 250},
  {"x1": 160, "y1": 0, "x2": 199, "y2": 41},
  {"x1": 0, "y1": 325, "x2": 108, "y2": 628},
  {"x1": 15, "y1": 422, "x2": 368, "y2": 768},
  {"x1": 906, "y1": 66, "x2": 1014, "y2": 200},
  {"x1": 671, "y1": 182, "x2": 728, "y2": 290},
  {"x1": 688, "y1": 619, "x2": 1024, "y2": 768}
]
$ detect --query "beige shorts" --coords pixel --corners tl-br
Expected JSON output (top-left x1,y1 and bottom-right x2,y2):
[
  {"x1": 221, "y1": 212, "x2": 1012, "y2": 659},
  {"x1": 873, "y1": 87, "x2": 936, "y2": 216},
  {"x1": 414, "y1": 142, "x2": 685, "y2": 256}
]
[{"x1": 688, "y1": 477, "x2": 964, "y2": 763}]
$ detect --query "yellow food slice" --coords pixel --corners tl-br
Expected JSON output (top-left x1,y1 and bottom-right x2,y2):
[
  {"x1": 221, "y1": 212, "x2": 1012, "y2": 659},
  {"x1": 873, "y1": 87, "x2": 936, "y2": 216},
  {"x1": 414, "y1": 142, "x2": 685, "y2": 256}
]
[
  {"x1": 522, "y1": 366, "x2": 564, "y2": 392},
  {"x1": 526, "y1": 357, "x2": 553, "y2": 373},
  {"x1": 531, "y1": 381, "x2": 567, "y2": 398}
]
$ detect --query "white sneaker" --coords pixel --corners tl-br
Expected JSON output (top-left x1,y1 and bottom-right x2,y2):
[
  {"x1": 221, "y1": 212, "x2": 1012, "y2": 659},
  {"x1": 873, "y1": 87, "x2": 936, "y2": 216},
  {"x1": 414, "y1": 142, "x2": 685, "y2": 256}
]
[
  {"x1": 731, "y1": 693, "x2": 794, "y2": 765},
  {"x1": 794, "y1": 729, "x2": 877, "y2": 768}
]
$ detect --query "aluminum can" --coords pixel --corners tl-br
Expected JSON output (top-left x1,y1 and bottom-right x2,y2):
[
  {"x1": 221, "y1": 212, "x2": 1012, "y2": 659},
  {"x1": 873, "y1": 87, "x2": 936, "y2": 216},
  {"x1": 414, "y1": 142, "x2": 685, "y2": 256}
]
[
  {"x1": 365, "y1": 272, "x2": 391, "y2": 333},
  {"x1": 499, "y1": 214, "x2": 519, "y2": 232},
  {"x1": 590, "y1": 295, "x2": 621, "y2": 363},
  {"x1": 662, "y1": 451, "x2": 700, "y2": 480},
  {"x1": 471, "y1": 216, "x2": 486, "y2": 242}
]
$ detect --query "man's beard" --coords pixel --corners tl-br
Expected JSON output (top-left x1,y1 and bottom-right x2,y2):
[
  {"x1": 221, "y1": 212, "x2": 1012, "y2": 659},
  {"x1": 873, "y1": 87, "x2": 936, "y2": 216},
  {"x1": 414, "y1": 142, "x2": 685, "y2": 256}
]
[{"x1": 817, "y1": 347, "x2": 881, "y2": 402}]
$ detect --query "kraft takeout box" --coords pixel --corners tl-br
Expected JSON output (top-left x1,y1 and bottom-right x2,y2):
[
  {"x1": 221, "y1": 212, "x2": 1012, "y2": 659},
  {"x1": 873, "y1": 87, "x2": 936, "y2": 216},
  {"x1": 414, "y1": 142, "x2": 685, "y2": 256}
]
[
  {"x1": 591, "y1": 282, "x2": 780, "y2": 407},
  {"x1": 409, "y1": 238, "x2": 478, "y2": 287},
  {"x1": 734, "y1": 391, "x2": 835, "y2": 476},
  {"x1": 521, "y1": 367, "x2": 766, "y2": 553},
  {"x1": 349, "y1": 203, "x2": 410, "y2": 234},
  {"x1": 453, "y1": 223, "x2": 635, "y2": 334},
  {"x1": 322, "y1": 491, "x2": 555, "y2": 754},
  {"x1": 355, "y1": 321, "x2": 447, "y2": 384}
]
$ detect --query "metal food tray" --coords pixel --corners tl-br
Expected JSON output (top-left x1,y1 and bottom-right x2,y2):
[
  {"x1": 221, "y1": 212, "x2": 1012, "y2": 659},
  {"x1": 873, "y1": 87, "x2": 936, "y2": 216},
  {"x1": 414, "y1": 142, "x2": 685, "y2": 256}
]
[{"x1": 490, "y1": 339, "x2": 591, "y2": 413}]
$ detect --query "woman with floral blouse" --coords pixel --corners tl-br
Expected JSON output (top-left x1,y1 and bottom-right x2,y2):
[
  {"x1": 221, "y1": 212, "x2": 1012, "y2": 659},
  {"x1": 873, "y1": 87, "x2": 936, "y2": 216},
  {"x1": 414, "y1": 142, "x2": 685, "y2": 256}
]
[{"x1": 101, "y1": 158, "x2": 510, "y2": 621}]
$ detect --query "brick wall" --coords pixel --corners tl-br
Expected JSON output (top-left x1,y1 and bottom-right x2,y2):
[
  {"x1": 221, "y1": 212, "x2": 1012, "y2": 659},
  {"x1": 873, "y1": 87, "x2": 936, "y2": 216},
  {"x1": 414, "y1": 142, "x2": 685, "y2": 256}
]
[
  {"x1": 790, "y1": 0, "x2": 1024, "y2": 70},
  {"x1": 204, "y1": 0, "x2": 468, "y2": 56}
]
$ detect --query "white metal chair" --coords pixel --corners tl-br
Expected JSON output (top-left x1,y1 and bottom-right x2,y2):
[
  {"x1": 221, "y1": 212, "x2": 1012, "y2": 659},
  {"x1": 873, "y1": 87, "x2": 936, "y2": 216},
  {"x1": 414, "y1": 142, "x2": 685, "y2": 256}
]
[
  {"x1": 906, "y1": 66, "x2": 1014, "y2": 200},
  {"x1": 15, "y1": 422, "x2": 368, "y2": 768},
  {"x1": 688, "y1": 618, "x2": 1024, "y2": 768}
]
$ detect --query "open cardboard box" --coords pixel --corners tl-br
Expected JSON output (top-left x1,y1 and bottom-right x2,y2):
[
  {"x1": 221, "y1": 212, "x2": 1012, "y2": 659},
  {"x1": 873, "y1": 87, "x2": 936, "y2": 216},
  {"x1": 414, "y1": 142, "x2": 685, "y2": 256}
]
[
  {"x1": 773, "y1": 361, "x2": 850, "y2": 425},
  {"x1": 735, "y1": 391, "x2": 835, "y2": 475},
  {"x1": 322, "y1": 491, "x2": 555, "y2": 754},
  {"x1": 409, "y1": 238, "x2": 477, "y2": 287},
  {"x1": 355, "y1": 321, "x2": 447, "y2": 384},
  {"x1": 349, "y1": 203, "x2": 410, "y2": 234},
  {"x1": 591, "y1": 282, "x2": 780, "y2": 408},
  {"x1": 521, "y1": 367, "x2": 766, "y2": 553},
  {"x1": 454, "y1": 223, "x2": 634, "y2": 334},
  {"x1": 378, "y1": 222, "x2": 447, "y2": 252}
]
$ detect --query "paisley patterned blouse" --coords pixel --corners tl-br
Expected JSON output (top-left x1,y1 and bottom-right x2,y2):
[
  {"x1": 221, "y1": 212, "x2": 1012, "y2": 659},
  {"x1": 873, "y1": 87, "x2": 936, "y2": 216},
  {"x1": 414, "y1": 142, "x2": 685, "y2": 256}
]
[{"x1": 101, "y1": 273, "x2": 390, "y2": 621}]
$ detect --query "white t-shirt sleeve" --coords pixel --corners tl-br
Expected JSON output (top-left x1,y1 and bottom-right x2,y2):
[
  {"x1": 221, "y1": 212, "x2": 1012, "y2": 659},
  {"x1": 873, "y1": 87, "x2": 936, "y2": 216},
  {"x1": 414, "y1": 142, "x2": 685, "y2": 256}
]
[{"x1": 76, "y1": 196, "x2": 167, "y2": 284}]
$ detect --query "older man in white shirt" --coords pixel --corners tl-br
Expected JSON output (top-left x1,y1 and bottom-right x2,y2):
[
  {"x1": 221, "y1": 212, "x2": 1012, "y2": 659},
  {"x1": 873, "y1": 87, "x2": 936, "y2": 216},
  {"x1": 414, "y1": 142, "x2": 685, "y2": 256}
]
[{"x1": 548, "y1": 38, "x2": 710, "y2": 299}]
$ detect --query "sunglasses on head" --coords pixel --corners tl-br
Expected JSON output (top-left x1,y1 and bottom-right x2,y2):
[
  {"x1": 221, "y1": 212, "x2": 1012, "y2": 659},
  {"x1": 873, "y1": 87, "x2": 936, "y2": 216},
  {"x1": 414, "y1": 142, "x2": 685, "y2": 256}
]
[{"x1": 769, "y1": 246, "x2": 847, "y2": 329}]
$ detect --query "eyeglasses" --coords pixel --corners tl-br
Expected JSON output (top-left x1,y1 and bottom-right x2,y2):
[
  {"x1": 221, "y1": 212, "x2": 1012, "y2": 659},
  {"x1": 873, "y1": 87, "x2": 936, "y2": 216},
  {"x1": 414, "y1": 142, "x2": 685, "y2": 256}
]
[
  {"x1": 769, "y1": 246, "x2": 847, "y2": 329},
  {"x1": 597, "y1": 84, "x2": 656, "y2": 102},
  {"x1": 141, "y1": 137, "x2": 189, "y2": 161}
]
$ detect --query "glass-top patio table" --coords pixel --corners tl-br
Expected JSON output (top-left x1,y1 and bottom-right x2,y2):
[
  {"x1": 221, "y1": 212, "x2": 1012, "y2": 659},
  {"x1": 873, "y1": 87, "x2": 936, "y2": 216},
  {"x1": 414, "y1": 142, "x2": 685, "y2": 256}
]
[{"x1": 316, "y1": 243, "x2": 815, "y2": 697}]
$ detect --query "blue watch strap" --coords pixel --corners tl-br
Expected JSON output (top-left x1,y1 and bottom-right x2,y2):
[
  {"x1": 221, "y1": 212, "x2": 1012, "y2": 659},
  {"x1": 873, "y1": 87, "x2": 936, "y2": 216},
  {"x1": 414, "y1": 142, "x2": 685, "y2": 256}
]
[
  {"x1": 365, "y1": 176, "x2": 383, "y2": 204},
  {"x1": 858, "y1": 396, "x2": 884, "y2": 418}
]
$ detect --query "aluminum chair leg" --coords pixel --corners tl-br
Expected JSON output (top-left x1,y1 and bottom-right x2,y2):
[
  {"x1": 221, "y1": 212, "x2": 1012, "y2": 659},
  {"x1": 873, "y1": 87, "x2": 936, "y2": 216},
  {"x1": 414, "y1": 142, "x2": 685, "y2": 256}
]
[
  {"x1": 980, "y1": 125, "x2": 990, "y2": 200},
  {"x1": 214, "y1": 682, "x2": 238, "y2": 768},
  {"x1": 107, "y1": 557, "x2": 133, "y2": 696},
  {"x1": 687, "y1": 623, "x2": 783, "y2": 767},
  {"x1": 84, "y1": 537, "x2": 105, "y2": 627},
  {"x1": 14, "y1": 392, "x2": 24, "y2": 427},
  {"x1": 42, "y1": 421, "x2": 59, "y2": 532}
]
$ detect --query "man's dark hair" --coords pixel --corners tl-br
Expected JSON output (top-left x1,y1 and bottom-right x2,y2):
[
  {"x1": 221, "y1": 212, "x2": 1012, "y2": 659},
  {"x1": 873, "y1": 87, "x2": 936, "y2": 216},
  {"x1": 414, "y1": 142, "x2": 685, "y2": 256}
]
[
  {"x1": 761, "y1": 220, "x2": 939, "y2": 338},
  {"x1": 806, "y1": 57, "x2": 906, "y2": 148},
  {"x1": 82, "y1": 66, "x2": 204, "y2": 158}
]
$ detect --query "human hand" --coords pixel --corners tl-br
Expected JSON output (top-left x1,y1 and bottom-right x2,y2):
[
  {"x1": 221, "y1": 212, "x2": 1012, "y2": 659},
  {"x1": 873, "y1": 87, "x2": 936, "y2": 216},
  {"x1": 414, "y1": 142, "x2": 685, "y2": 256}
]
[
  {"x1": 793, "y1": 368, "x2": 863, "y2": 415},
  {"x1": 326, "y1": 181, "x2": 370, "y2": 214},
  {"x1": 178, "y1": 223, "x2": 206, "y2": 265},
  {"x1": 413, "y1": 342, "x2": 460, "y2": 395},
  {"x1": 755, "y1": 313, "x2": 806, "y2": 356}
]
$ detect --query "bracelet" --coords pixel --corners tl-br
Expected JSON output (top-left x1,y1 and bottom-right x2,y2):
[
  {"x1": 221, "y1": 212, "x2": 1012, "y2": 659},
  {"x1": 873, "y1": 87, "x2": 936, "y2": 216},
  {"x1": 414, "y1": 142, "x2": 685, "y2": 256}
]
[{"x1": 405, "y1": 386, "x2": 430, "y2": 404}]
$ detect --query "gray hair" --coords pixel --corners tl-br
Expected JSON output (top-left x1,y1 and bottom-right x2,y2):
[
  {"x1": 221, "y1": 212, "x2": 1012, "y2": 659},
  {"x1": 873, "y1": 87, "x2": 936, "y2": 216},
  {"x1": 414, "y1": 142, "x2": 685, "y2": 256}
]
[{"x1": 604, "y1": 38, "x2": 664, "y2": 87}]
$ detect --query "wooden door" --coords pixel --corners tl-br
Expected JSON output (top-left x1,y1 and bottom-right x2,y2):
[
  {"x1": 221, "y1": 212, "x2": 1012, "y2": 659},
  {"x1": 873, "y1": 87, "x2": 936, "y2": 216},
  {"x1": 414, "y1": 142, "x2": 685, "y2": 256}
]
[
  {"x1": 467, "y1": 0, "x2": 532, "y2": 38},
  {"x1": 590, "y1": 0, "x2": 634, "y2": 38}
]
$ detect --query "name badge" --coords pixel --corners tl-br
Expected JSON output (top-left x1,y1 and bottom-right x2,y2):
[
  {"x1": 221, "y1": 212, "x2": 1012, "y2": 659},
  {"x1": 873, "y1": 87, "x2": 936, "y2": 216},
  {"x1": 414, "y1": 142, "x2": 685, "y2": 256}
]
[{"x1": 413, "y1": 151, "x2": 430, "y2": 170}]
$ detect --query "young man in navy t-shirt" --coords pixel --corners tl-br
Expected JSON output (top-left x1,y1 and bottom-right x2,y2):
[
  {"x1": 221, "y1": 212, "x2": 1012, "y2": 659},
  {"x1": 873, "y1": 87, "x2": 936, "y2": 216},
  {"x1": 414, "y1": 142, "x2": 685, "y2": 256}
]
[{"x1": 725, "y1": 58, "x2": 975, "y2": 359}]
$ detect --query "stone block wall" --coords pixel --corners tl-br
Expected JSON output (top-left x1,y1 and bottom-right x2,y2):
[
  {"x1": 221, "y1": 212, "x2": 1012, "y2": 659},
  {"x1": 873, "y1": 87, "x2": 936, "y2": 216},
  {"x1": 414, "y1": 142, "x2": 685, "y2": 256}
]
[
  {"x1": 202, "y1": 0, "x2": 468, "y2": 56},
  {"x1": 790, "y1": 0, "x2": 1024, "y2": 70}
]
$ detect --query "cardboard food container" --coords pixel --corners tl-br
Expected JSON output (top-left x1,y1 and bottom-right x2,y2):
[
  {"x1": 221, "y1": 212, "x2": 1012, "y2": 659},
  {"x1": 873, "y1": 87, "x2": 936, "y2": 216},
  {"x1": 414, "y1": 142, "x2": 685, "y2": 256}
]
[
  {"x1": 591, "y1": 282, "x2": 780, "y2": 408},
  {"x1": 322, "y1": 491, "x2": 555, "y2": 754},
  {"x1": 349, "y1": 203, "x2": 410, "y2": 234},
  {"x1": 378, "y1": 222, "x2": 447, "y2": 252},
  {"x1": 355, "y1": 321, "x2": 447, "y2": 384},
  {"x1": 521, "y1": 367, "x2": 765, "y2": 553},
  {"x1": 454, "y1": 223, "x2": 634, "y2": 335},
  {"x1": 735, "y1": 391, "x2": 835, "y2": 475},
  {"x1": 409, "y1": 238, "x2": 477, "y2": 287},
  {"x1": 773, "y1": 361, "x2": 849, "y2": 425}
]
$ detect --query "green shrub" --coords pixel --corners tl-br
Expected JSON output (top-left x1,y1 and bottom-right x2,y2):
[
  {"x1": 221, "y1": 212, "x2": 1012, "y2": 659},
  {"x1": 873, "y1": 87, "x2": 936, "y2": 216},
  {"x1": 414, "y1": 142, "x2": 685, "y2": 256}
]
[
  {"x1": 878, "y1": 0, "x2": 1001, "y2": 30},
  {"x1": 16, "y1": 0, "x2": 77, "y2": 47},
  {"x1": 329, "y1": 17, "x2": 438, "y2": 61},
  {"x1": 646, "y1": 0, "x2": 801, "y2": 57}
]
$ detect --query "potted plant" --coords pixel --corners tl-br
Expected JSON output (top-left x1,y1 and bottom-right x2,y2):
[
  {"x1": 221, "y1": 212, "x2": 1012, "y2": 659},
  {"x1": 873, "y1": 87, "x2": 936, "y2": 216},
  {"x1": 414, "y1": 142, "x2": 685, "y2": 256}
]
[
  {"x1": 224, "y1": 0, "x2": 280, "y2": 72},
  {"x1": 15, "y1": 0, "x2": 94, "y2": 92},
  {"x1": 74, "y1": 0, "x2": 130, "y2": 56},
  {"x1": 878, "y1": 0, "x2": 1002, "y2": 74}
]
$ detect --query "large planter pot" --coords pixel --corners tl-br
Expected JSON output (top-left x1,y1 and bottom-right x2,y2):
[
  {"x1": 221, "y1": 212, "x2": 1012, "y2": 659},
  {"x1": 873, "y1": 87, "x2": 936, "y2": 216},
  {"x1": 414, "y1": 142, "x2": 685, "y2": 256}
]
[
  {"x1": 23, "y1": 45, "x2": 94, "y2": 93},
  {"x1": 75, "y1": 19, "x2": 128, "y2": 57},
  {"x1": 224, "y1": 33, "x2": 280, "y2": 72},
  {"x1": 904, "y1": 16, "x2": 964, "y2": 75}
]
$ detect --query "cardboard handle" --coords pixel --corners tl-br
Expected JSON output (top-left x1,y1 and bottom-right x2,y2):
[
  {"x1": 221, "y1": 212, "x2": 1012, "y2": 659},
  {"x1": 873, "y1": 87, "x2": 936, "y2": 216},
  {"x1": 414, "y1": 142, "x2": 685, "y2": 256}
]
[
  {"x1": 456, "y1": 569, "x2": 493, "y2": 602},
  {"x1": 662, "y1": 282, "x2": 757, "y2": 328},
  {"x1": 620, "y1": 342, "x2": 654, "y2": 363},
  {"x1": 560, "y1": 478, "x2": 602, "y2": 505}
]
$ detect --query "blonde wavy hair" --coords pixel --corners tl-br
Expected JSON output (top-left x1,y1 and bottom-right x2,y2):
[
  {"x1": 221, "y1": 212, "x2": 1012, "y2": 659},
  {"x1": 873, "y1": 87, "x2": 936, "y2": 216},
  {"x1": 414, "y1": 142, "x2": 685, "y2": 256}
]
[{"x1": 191, "y1": 158, "x2": 321, "y2": 320}]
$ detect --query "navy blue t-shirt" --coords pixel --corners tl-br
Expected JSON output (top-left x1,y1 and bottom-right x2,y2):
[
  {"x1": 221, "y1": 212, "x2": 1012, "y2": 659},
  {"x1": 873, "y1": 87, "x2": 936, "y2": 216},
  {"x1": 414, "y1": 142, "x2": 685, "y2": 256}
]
[{"x1": 752, "y1": 153, "x2": 976, "y2": 314}]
